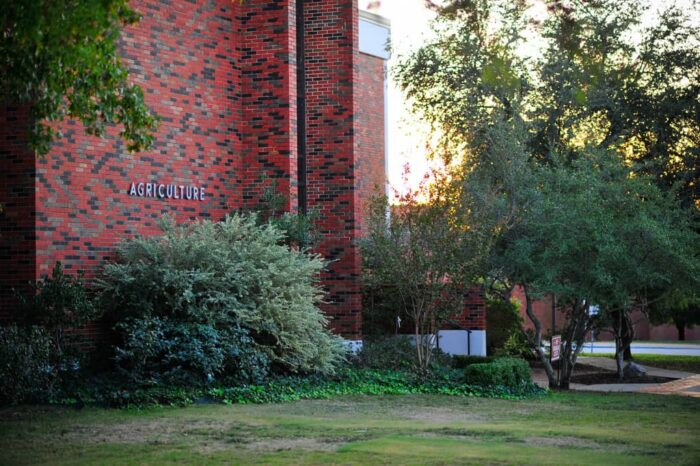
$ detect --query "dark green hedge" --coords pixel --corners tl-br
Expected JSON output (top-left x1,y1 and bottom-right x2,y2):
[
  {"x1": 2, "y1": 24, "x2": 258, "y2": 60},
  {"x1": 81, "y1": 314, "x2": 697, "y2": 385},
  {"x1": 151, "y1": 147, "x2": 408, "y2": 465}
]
[
  {"x1": 452, "y1": 355, "x2": 496, "y2": 369},
  {"x1": 463, "y1": 357, "x2": 532, "y2": 388}
]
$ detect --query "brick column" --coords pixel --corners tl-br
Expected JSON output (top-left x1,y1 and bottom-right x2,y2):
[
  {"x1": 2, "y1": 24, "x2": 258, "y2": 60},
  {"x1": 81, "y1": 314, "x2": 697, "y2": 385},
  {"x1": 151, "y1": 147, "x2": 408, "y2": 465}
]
[
  {"x1": 303, "y1": 0, "x2": 362, "y2": 339},
  {"x1": 0, "y1": 103, "x2": 36, "y2": 319}
]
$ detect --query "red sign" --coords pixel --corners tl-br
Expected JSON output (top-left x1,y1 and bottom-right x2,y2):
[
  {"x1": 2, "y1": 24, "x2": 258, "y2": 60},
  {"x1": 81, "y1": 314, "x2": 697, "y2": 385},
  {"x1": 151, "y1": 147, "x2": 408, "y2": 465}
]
[{"x1": 551, "y1": 335, "x2": 561, "y2": 362}]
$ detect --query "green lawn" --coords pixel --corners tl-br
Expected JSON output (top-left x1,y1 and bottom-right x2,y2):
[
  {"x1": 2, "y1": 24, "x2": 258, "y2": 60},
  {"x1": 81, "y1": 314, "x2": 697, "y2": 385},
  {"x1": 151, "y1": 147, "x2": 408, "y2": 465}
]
[
  {"x1": 1, "y1": 392, "x2": 698, "y2": 465},
  {"x1": 585, "y1": 354, "x2": 700, "y2": 374}
]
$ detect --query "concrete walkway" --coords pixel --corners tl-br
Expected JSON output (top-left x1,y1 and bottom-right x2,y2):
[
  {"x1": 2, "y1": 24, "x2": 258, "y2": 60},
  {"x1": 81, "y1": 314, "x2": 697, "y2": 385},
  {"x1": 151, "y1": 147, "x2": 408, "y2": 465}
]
[{"x1": 531, "y1": 357, "x2": 700, "y2": 398}]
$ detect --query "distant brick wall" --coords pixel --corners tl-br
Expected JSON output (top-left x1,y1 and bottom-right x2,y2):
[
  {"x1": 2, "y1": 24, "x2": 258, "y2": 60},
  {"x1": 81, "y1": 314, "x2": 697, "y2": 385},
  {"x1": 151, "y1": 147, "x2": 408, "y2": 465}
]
[
  {"x1": 355, "y1": 52, "x2": 386, "y2": 235},
  {"x1": 447, "y1": 287, "x2": 487, "y2": 331},
  {"x1": 513, "y1": 286, "x2": 568, "y2": 335},
  {"x1": 596, "y1": 309, "x2": 700, "y2": 341}
]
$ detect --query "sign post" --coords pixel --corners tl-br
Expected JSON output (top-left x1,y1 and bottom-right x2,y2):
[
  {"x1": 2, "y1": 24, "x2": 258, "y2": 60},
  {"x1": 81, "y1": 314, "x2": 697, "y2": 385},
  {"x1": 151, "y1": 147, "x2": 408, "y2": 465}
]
[
  {"x1": 550, "y1": 335, "x2": 561, "y2": 362},
  {"x1": 551, "y1": 334, "x2": 561, "y2": 386}
]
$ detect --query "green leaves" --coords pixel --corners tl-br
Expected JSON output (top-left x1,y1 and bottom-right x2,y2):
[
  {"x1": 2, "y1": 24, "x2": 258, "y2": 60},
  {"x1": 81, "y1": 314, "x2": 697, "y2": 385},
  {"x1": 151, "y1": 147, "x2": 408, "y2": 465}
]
[
  {"x1": 16, "y1": 261, "x2": 99, "y2": 332},
  {"x1": 99, "y1": 214, "x2": 346, "y2": 377},
  {"x1": 0, "y1": 0, "x2": 158, "y2": 156},
  {"x1": 46, "y1": 367, "x2": 546, "y2": 408}
]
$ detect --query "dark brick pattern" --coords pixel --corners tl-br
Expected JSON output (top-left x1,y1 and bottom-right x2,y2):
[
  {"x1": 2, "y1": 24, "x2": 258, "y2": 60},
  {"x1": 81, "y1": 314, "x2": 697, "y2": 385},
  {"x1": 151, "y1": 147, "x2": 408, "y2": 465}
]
[
  {"x1": 355, "y1": 52, "x2": 386, "y2": 236},
  {"x1": 0, "y1": 104, "x2": 36, "y2": 318},
  {"x1": 450, "y1": 287, "x2": 487, "y2": 331},
  {"x1": 235, "y1": 0, "x2": 298, "y2": 212}
]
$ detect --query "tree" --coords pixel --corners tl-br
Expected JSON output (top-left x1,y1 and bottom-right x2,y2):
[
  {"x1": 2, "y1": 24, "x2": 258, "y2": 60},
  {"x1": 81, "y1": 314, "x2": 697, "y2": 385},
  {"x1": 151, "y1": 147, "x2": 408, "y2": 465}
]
[
  {"x1": 649, "y1": 289, "x2": 700, "y2": 341},
  {"x1": 507, "y1": 152, "x2": 698, "y2": 384},
  {"x1": 532, "y1": 0, "x2": 700, "y2": 210},
  {"x1": 361, "y1": 175, "x2": 488, "y2": 372},
  {"x1": 1, "y1": 0, "x2": 158, "y2": 156},
  {"x1": 395, "y1": 0, "x2": 700, "y2": 387}
]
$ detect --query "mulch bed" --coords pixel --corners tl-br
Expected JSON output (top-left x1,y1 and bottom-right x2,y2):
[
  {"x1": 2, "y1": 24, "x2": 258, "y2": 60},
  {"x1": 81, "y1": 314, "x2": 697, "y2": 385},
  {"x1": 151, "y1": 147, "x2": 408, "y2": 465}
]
[{"x1": 569, "y1": 372, "x2": 675, "y2": 385}]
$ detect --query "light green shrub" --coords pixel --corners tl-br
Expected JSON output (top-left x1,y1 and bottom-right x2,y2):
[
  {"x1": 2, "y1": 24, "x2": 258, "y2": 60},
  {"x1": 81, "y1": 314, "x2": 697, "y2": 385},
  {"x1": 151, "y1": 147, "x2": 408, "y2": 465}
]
[{"x1": 99, "y1": 214, "x2": 345, "y2": 379}]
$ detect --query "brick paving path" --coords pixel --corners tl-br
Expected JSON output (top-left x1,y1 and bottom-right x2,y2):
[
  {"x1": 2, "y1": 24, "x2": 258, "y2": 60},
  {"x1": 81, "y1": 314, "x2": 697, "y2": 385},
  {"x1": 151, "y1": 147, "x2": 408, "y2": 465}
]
[{"x1": 639, "y1": 374, "x2": 700, "y2": 398}]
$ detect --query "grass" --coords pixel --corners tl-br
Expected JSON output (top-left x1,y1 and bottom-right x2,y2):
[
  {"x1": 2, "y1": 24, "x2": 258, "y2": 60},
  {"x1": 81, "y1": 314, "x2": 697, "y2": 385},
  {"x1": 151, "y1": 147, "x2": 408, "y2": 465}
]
[
  {"x1": 583, "y1": 354, "x2": 700, "y2": 374},
  {"x1": 1, "y1": 392, "x2": 699, "y2": 465},
  {"x1": 638, "y1": 340, "x2": 700, "y2": 345}
]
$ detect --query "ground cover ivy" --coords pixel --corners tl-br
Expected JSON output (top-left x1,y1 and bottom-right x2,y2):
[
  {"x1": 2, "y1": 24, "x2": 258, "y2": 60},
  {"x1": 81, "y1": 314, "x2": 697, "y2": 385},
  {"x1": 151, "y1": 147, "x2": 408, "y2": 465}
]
[{"x1": 49, "y1": 368, "x2": 546, "y2": 408}]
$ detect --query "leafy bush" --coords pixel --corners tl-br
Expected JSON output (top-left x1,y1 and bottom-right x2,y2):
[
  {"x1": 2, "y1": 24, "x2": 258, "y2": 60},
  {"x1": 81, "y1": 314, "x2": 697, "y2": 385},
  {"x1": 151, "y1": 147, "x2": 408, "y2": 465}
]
[
  {"x1": 254, "y1": 176, "x2": 320, "y2": 248},
  {"x1": 497, "y1": 332, "x2": 533, "y2": 359},
  {"x1": 362, "y1": 285, "x2": 405, "y2": 336},
  {"x1": 114, "y1": 317, "x2": 269, "y2": 386},
  {"x1": 463, "y1": 357, "x2": 532, "y2": 388},
  {"x1": 354, "y1": 335, "x2": 417, "y2": 369},
  {"x1": 98, "y1": 214, "x2": 345, "y2": 381},
  {"x1": 486, "y1": 298, "x2": 524, "y2": 355},
  {"x1": 452, "y1": 355, "x2": 496, "y2": 369},
  {"x1": 0, "y1": 325, "x2": 56, "y2": 405},
  {"x1": 16, "y1": 261, "x2": 99, "y2": 358}
]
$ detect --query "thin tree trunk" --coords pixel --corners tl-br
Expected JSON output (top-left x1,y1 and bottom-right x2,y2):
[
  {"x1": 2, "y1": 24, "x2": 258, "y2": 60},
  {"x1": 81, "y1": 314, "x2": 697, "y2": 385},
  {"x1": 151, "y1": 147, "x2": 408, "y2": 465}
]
[
  {"x1": 523, "y1": 286, "x2": 557, "y2": 388},
  {"x1": 414, "y1": 314, "x2": 423, "y2": 371},
  {"x1": 615, "y1": 310, "x2": 625, "y2": 379},
  {"x1": 559, "y1": 300, "x2": 590, "y2": 388},
  {"x1": 622, "y1": 313, "x2": 633, "y2": 360}
]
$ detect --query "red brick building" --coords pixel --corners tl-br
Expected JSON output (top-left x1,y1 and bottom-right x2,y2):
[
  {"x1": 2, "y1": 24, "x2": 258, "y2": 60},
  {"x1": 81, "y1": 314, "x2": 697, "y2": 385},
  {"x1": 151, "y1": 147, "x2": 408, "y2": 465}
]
[
  {"x1": 1, "y1": 0, "x2": 388, "y2": 342},
  {"x1": 1, "y1": 1, "x2": 488, "y2": 352}
]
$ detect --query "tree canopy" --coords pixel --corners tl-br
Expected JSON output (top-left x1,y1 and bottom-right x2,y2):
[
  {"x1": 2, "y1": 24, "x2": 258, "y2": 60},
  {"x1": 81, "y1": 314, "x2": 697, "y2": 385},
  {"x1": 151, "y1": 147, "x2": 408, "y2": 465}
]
[
  {"x1": 394, "y1": 0, "x2": 700, "y2": 387},
  {"x1": 1, "y1": 0, "x2": 157, "y2": 156},
  {"x1": 398, "y1": 0, "x2": 700, "y2": 208}
]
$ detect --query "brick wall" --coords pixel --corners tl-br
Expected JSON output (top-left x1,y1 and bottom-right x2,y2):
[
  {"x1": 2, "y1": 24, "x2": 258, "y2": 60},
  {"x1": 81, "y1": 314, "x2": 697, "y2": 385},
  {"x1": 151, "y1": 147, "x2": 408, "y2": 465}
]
[
  {"x1": 513, "y1": 286, "x2": 568, "y2": 335},
  {"x1": 0, "y1": 0, "x2": 381, "y2": 339},
  {"x1": 236, "y1": 0, "x2": 298, "y2": 212},
  {"x1": 28, "y1": 0, "x2": 239, "y2": 290}
]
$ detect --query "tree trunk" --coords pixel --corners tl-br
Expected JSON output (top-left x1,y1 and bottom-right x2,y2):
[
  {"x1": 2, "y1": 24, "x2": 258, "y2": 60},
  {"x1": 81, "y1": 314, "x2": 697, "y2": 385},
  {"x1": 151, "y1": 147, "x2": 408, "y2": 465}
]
[
  {"x1": 615, "y1": 346, "x2": 625, "y2": 380},
  {"x1": 611, "y1": 308, "x2": 633, "y2": 377},
  {"x1": 414, "y1": 319, "x2": 424, "y2": 371},
  {"x1": 558, "y1": 300, "x2": 590, "y2": 388},
  {"x1": 622, "y1": 319, "x2": 633, "y2": 360},
  {"x1": 676, "y1": 321, "x2": 686, "y2": 341}
]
